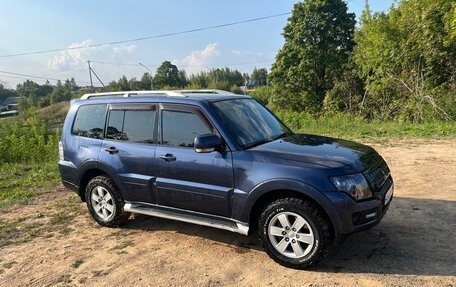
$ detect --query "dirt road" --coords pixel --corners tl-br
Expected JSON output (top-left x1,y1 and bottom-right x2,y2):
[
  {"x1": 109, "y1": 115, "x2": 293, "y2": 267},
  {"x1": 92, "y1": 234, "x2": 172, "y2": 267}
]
[{"x1": 1, "y1": 139, "x2": 455, "y2": 287}]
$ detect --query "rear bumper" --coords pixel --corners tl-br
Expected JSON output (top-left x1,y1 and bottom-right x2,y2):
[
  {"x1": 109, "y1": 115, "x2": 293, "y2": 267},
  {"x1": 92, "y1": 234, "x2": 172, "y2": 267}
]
[
  {"x1": 326, "y1": 177, "x2": 393, "y2": 235},
  {"x1": 58, "y1": 160, "x2": 80, "y2": 194}
]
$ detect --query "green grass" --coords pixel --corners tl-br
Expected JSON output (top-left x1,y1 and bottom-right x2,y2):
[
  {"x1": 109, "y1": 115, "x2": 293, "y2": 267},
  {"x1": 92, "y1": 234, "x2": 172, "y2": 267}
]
[
  {"x1": 0, "y1": 162, "x2": 59, "y2": 210},
  {"x1": 0, "y1": 195, "x2": 83, "y2": 247},
  {"x1": 31, "y1": 101, "x2": 70, "y2": 123},
  {"x1": 276, "y1": 111, "x2": 456, "y2": 139}
]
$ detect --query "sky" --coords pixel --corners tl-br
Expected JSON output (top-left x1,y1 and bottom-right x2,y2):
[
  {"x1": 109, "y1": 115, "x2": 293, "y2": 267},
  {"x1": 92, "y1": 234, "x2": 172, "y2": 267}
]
[{"x1": 0, "y1": 0, "x2": 393, "y2": 88}]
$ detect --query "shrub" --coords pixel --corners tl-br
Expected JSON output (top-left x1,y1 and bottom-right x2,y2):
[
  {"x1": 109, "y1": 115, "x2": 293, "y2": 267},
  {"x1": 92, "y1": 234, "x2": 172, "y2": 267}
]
[{"x1": 0, "y1": 117, "x2": 59, "y2": 164}]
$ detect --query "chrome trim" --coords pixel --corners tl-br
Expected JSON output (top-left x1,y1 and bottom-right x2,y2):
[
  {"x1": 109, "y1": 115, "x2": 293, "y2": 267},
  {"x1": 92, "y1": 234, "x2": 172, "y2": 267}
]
[
  {"x1": 195, "y1": 147, "x2": 215, "y2": 153},
  {"x1": 124, "y1": 202, "x2": 249, "y2": 235},
  {"x1": 80, "y1": 89, "x2": 235, "y2": 100}
]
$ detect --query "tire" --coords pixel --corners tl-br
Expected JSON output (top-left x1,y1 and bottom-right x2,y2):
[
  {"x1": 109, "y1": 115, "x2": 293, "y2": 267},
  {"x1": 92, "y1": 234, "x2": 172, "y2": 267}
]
[
  {"x1": 85, "y1": 175, "x2": 130, "y2": 227},
  {"x1": 258, "y1": 197, "x2": 331, "y2": 269}
]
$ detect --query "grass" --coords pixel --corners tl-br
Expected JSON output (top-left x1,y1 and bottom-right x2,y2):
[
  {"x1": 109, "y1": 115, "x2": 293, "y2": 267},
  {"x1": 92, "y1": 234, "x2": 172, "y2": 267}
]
[
  {"x1": 31, "y1": 101, "x2": 70, "y2": 123},
  {"x1": 276, "y1": 111, "x2": 456, "y2": 139},
  {"x1": 0, "y1": 162, "x2": 60, "y2": 211},
  {"x1": 0, "y1": 195, "x2": 83, "y2": 247}
]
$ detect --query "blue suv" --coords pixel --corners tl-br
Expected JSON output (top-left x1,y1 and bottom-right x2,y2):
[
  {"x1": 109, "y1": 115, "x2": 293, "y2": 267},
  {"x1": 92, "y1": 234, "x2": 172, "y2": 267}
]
[{"x1": 59, "y1": 89, "x2": 393, "y2": 268}]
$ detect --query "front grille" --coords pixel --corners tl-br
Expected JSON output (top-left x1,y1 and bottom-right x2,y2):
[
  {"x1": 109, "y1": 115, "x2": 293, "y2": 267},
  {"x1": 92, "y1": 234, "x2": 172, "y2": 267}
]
[{"x1": 364, "y1": 160, "x2": 390, "y2": 191}]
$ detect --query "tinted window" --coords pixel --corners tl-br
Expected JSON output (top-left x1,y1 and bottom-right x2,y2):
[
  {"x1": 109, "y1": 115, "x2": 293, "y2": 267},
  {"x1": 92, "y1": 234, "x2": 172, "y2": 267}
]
[
  {"x1": 106, "y1": 108, "x2": 155, "y2": 144},
  {"x1": 123, "y1": 110, "x2": 155, "y2": 143},
  {"x1": 162, "y1": 110, "x2": 212, "y2": 147},
  {"x1": 106, "y1": 110, "x2": 124, "y2": 140},
  {"x1": 212, "y1": 99, "x2": 290, "y2": 149},
  {"x1": 72, "y1": 104, "x2": 106, "y2": 139}
]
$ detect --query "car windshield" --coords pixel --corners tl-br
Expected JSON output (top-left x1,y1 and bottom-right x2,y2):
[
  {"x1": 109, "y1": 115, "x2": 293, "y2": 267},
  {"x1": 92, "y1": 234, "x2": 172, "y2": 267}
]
[{"x1": 212, "y1": 99, "x2": 292, "y2": 149}]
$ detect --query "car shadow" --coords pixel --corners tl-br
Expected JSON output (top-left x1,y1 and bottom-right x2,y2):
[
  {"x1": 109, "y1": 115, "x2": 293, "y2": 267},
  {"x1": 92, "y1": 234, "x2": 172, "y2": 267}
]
[{"x1": 122, "y1": 196, "x2": 456, "y2": 276}]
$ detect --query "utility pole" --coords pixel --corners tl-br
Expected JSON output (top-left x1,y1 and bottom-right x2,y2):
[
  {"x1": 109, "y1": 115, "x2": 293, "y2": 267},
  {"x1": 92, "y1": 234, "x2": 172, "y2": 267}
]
[
  {"x1": 88, "y1": 60, "x2": 94, "y2": 91},
  {"x1": 87, "y1": 60, "x2": 106, "y2": 89},
  {"x1": 138, "y1": 62, "x2": 153, "y2": 90}
]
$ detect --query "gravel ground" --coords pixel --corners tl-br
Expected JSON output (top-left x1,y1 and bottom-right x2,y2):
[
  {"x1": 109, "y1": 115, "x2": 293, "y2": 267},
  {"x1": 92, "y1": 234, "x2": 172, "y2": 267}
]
[{"x1": 0, "y1": 139, "x2": 455, "y2": 287}]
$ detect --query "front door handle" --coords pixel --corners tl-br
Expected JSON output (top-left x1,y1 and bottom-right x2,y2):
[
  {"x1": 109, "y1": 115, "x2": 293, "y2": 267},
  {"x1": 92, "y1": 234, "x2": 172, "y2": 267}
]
[
  {"x1": 160, "y1": 153, "x2": 176, "y2": 162},
  {"x1": 105, "y1": 146, "x2": 119, "y2": 154}
]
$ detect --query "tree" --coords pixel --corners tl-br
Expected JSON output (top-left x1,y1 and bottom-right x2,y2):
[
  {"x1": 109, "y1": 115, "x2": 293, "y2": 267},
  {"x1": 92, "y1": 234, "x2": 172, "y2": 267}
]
[
  {"x1": 187, "y1": 67, "x2": 244, "y2": 89},
  {"x1": 64, "y1": 78, "x2": 77, "y2": 91},
  {"x1": 140, "y1": 72, "x2": 153, "y2": 90},
  {"x1": 0, "y1": 84, "x2": 18, "y2": 105},
  {"x1": 251, "y1": 68, "x2": 268, "y2": 87},
  {"x1": 269, "y1": 0, "x2": 356, "y2": 112},
  {"x1": 178, "y1": 69, "x2": 187, "y2": 88},
  {"x1": 354, "y1": 0, "x2": 456, "y2": 121},
  {"x1": 153, "y1": 61, "x2": 181, "y2": 89},
  {"x1": 118, "y1": 76, "x2": 130, "y2": 91}
]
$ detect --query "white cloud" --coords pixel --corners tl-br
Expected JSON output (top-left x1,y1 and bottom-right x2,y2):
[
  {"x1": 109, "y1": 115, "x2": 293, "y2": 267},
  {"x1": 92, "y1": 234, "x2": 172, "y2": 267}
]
[
  {"x1": 48, "y1": 39, "x2": 137, "y2": 72},
  {"x1": 176, "y1": 43, "x2": 274, "y2": 75},
  {"x1": 113, "y1": 44, "x2": 137, "y2": 55},
  {"x1": 180, "y1": 43, "x2": 221, "y2": 74}
]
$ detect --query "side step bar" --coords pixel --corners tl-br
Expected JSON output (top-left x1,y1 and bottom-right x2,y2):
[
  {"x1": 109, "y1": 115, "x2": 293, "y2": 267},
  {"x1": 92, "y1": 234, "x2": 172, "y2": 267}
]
[{"x1": 124, "y1": 202, "x2": 249, "y2": 235}]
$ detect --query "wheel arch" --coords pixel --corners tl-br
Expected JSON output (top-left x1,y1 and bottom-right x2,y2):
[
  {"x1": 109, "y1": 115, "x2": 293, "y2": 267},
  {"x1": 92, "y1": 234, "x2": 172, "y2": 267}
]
[
  {"x1": 77, "y1": 161, "x2": 126, "y2": 201},
  {"x1": 240, "y1": 179, "x2": 343, "y2": 237}
]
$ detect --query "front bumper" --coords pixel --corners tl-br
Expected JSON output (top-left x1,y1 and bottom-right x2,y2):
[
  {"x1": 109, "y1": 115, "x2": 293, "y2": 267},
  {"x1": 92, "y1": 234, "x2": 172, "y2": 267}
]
[{"x1": 326, "y1": 176, "x2": 393, "y2": 235}]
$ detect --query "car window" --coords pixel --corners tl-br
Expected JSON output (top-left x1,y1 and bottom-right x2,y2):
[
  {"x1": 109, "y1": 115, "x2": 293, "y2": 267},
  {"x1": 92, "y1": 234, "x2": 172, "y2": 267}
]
[
  {"x1": 212, "y1": 99, "x2": 290, "y2": 149},
  {"x1": 123, "y1": 110, "x2": 155, "y2": 143},
  {"x1": 162, "y1": 110, "x2": 212, "y2": 148},
  {"x1": 106, "y1": 110, "x2": 124, "y2": 140},
  {"x1": 72, "y1": 104, "x2": 106, "y2": 139},
  {"x1": 105, "y1": 108, "x2": 155, "y2": 144}
]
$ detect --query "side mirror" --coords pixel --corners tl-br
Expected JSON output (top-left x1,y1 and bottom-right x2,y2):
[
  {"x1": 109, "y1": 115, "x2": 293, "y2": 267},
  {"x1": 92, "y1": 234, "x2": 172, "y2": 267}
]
[{"x1": 194, "y1": 134, "x2": 222, "y2": 153}]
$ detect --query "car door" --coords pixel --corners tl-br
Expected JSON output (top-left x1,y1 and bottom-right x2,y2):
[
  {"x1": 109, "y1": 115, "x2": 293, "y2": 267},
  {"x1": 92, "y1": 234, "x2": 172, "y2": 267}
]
[
  {"x1": 155, "y1": 103, "x2": 234, "y2": 217},
  {"x1": 98, "y1": 103, "x2": 158, "y2": 204}
]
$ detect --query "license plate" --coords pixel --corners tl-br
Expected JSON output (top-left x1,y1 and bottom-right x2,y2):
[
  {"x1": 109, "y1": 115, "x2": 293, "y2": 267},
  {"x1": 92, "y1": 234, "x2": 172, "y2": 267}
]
[{"x1": 384, "y1": 185, "x2": 393, "y2": 205}]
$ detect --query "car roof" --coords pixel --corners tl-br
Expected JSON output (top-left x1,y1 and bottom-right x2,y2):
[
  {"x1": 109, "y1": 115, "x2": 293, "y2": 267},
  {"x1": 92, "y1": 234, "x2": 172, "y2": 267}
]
[{"x1": 75, "y1": 90, "x2": 251, "y2": 105}]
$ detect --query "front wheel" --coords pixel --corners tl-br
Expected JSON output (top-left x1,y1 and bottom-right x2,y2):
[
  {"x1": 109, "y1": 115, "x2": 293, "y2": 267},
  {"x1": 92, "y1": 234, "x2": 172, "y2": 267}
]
[{"x1": 258, "y1": 197, "x2": 332, "y2": 269}]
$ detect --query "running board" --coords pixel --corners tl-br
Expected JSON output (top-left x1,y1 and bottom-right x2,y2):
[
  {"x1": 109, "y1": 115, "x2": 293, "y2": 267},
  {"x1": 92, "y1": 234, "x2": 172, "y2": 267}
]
[{"x1": 124, "y1": 202, "x2": 249, "y2": 235}]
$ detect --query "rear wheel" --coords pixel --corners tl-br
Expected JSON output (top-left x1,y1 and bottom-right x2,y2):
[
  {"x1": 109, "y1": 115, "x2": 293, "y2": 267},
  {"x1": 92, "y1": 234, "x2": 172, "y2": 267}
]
[
  {"x1": 85, "y1": 175, "x2": 130, "y2": 227},
  {"x1": 258, "y1": 197, "x2": 331, "y2": 269}
]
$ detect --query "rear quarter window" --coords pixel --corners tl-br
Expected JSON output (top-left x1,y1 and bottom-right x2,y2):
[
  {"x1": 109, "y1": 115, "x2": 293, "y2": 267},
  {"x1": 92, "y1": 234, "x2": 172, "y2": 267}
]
[{"x1": 72, "y1": 104, "x2": 107, "y2": 139}]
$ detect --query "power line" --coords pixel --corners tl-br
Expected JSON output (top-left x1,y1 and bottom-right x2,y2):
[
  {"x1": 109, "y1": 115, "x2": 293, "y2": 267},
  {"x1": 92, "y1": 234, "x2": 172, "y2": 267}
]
[
  {"x1": 0, "y1": 12, "x2": 291, "y2": 58},
  {"x1": 0, "y1": 70, "x2": 92, "y2": 85},
  {"x1": 89, "y1": 59, "x2": 274, "y2": 68}
]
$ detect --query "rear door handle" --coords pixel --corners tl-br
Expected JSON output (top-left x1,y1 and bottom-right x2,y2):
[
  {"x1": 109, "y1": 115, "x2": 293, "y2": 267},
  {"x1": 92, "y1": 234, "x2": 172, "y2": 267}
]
[
  {"x1": 104, "y1": 146, "x2": 119, "y2": 154},
  {"x1": 160, "y1": 153, "x2": 176, "y2": 162}
]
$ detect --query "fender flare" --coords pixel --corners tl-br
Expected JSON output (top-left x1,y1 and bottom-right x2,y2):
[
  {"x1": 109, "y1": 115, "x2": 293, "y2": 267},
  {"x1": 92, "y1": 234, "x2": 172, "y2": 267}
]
[
  {"x1": 76, "y1": 160, "x2": 127, "y2": 198},
  {"x1": 238, "y1": 179, "x2": 343, "y2": 234}
]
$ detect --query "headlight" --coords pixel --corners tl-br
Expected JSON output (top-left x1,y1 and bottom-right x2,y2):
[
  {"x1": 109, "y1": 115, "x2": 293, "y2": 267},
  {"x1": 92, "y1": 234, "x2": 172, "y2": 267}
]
[{"x1": 330, "y1": 173, "x2": 372, "y2": 201}]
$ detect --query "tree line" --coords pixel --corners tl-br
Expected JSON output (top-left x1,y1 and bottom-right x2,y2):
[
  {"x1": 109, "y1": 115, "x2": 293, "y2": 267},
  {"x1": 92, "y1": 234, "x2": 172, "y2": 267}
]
[
  {"x1": 0, "y1": 64, "x2": 269, "y2": 111},
  {"x1": 1, "y1": 0, "x2": 454, "y2": 122}
]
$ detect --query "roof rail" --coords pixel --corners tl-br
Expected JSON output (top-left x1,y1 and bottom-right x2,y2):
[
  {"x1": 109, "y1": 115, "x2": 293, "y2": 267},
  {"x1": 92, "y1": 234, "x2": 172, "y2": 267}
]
[
  {"x1": 80, "y1": 90, "x2": 184, "y2": 100},
  {"x1": 80, "y1": 89, "x2": 235, "y2": 100},
  {"x1": 176, "y1": 89, "x2": 235, "y2": 95}
]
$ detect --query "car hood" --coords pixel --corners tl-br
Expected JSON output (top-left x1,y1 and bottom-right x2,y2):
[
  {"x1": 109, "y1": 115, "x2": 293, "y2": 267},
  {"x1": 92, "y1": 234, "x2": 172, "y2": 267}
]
[{"x1": 249, "y1": 134, "x2": 380, "y2": 173}]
